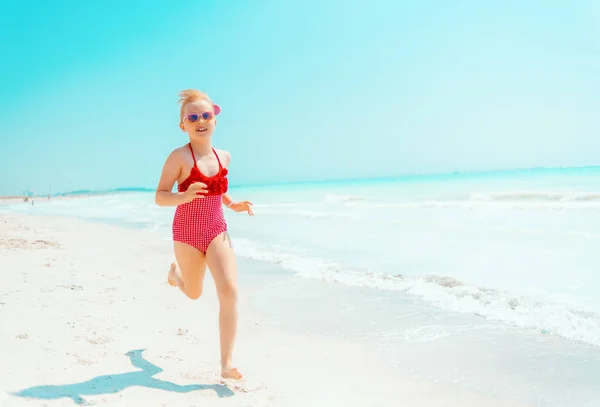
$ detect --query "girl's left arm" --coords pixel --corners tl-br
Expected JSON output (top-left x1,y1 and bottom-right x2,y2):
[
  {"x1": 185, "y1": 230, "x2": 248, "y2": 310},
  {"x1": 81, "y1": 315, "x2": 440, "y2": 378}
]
[
  {"x1": 222, "y1": 193, "x2": 254, "y2": 215},
  {"x1": 221, "y1": 150, "x2": 254, "y2": 215},
  {"x1": 221, "y1": 150, "x2": 234, "y2": 209},
  {"x1": 222, "y1": 193, "x2": 234, "y2": 208}
]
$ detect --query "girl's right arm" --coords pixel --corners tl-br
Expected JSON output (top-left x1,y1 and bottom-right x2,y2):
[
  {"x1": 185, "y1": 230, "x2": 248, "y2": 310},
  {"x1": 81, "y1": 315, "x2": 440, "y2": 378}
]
[{"x1": 155, "y1": 150, "x2": 186, "y2": 207}]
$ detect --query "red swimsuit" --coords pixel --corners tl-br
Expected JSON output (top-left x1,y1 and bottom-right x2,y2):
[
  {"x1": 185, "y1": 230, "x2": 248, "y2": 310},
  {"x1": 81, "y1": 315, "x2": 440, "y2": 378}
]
[{"x1": 172, "y1": 144, "x2": 229, "y2": 253}]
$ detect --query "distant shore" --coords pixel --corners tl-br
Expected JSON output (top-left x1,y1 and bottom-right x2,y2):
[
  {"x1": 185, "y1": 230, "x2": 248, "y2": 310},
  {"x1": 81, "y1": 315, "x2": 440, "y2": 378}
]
[
  {"x1": 0, "y1": 196, "x2": 33, "y2": 205},
  {"x1": 0, "y1": 190, "x2": 148, "y2": 205}
]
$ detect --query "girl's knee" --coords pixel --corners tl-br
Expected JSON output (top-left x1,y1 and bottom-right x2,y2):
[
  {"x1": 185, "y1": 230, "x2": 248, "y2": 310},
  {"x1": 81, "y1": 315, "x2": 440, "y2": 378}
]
[
  {"x1": 217, "y1": 284, "x2": 237, "y2": 304},
  {"x1": 184, "y1": 287, "x2": 203, "y2": 300}
]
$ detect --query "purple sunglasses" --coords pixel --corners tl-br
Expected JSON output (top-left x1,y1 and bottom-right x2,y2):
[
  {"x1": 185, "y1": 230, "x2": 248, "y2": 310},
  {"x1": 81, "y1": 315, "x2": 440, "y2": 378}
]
[{"x1": 182, "y1": 104, "x2": 221, "y2": 123}]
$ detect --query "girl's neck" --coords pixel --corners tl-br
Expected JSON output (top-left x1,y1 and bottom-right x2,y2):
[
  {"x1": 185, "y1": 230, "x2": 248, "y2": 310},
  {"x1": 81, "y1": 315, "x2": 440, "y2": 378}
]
[{"x1": 189, "y1": 139, "x2": 213, "y2": 156}]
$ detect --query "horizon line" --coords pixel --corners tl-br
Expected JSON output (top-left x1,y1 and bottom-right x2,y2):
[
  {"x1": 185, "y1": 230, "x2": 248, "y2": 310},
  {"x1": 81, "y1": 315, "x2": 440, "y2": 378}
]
[{"x1": 10, "y1": 163, "x2": 599, "y2": 198}]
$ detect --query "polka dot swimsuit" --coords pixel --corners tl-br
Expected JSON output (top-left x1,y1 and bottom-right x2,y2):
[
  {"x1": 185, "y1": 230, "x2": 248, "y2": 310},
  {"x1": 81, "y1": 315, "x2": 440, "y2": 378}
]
[{"x1": 172, "y1": 144, "x2": 229, "y2": 253}]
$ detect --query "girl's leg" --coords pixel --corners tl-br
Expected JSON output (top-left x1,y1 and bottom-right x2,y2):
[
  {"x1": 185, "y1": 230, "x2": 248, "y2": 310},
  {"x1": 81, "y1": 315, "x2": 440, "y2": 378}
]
[
  {"x1": 168, "y1": 241, "x2": 207, "y2": 300},
  {"x1": 205, "y1": 231, "x2": 242, "y2": 380}
]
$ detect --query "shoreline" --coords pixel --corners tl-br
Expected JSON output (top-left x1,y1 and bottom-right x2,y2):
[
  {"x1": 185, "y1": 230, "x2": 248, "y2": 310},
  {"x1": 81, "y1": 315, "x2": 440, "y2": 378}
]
[
  {"x1": 0, "y1": 212, "x2": 530, "y2": 407},
  {"x1": 0, "y1": 191, "x2": 148, "y2": 205}
]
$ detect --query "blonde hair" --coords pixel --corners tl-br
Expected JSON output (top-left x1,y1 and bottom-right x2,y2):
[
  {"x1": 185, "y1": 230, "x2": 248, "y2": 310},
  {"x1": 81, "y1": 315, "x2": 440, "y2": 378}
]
[{"x1": 178, "y1": 89, "x2": 214, "y2": 122}]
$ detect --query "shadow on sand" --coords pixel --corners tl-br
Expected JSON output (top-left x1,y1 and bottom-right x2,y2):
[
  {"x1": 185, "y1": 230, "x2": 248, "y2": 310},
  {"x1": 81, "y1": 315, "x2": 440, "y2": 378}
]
[{"x1": 10, "y1": 349, "x2": 235, "y2": 405}]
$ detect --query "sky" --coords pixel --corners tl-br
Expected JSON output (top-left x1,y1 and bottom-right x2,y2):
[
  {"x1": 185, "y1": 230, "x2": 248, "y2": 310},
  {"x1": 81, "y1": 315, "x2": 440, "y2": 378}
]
[{"x1": 0, "y1": 0, "x2": 599, "y2": 195}]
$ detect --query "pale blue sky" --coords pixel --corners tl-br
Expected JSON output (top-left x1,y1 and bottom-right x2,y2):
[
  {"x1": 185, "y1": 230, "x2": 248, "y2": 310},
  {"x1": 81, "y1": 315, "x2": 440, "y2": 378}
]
[{"x1": 1, "y1": 0, "x2": 599, "y2": 195}]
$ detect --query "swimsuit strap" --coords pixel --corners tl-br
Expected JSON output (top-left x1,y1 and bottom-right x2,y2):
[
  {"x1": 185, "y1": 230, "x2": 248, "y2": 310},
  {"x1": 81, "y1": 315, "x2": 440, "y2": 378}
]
[
  {"x1": 212, "y1": 147, "x2": 223, "y2": 170},
  {"x1": 188, "y1": 143, "x2": 198, "y2": 169},
  {"x1": 189, "y1": 144, "x2": 222, "y2": 172}
]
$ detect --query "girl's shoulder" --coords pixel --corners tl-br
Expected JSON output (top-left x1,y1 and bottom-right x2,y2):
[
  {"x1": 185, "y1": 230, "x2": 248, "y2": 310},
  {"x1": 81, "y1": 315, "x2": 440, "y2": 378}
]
[
  {"x1": 213, "y1": 147, "x2": 231, "y2": 167},
  {"x1": 170, "y1": 143, "x2": 193, "y2": 159},
  {"x1": 163, "y1": 144, "x2": 192, "y2": 169}
]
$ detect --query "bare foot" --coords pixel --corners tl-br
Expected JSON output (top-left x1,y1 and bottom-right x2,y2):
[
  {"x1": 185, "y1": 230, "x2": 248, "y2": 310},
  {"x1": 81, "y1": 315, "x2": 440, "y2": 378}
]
[
  {"x1": 167, "y1": 262, "x2": 183, "y2": 288},
  {"x1": 221, "y1": 366, "x2": 243, "y2": 380}
]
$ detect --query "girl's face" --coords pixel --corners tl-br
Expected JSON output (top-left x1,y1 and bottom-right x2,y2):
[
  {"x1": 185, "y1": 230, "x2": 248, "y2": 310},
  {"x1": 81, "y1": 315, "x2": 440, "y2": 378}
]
[{"x1": 179, "y1": 99, "x2": 217, "y2": 139}]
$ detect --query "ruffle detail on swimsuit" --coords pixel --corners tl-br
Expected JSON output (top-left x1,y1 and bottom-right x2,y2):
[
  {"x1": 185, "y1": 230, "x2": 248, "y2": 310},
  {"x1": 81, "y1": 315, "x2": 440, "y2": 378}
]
[{"x1": 178, "y1": 166, "x2": 228, "y2": 196}]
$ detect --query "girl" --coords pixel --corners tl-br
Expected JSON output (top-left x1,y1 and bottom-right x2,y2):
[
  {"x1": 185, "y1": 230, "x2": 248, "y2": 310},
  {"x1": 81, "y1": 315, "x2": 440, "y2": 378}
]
[{"x1": 155, "y1": 89, "x2": 254, "y2": 381}]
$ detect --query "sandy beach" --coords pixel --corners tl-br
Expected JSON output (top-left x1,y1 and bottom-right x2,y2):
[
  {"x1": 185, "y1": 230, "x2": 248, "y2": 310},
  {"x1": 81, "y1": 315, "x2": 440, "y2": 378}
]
[
  {"x1": 1, "y1": 213, "x2": 534, "y2": 406},
  {"x1": 0, "y1": 197, "x2": 28, "y2": 205}
]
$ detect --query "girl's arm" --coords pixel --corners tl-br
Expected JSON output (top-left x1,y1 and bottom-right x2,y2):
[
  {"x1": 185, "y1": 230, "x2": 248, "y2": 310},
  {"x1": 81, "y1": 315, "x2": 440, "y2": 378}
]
[
  {"x1": 221, "y1": 150, "x2": 235, "y2": 208},
  {"x1": 220, "y1": 150, "x2": 253, "y2": 215},
  {"x1": 155, "y1": 149, "x2": 207, "y2": 206},
  {"x1": 222, "y1": 193, "x2": 235, "y2": 208},
  {"x1": 155, "y1": 150, "x2": 185, "y2": 207},
  {"x1": 222, "y1": 193, "x2": 254, "y2": 215}
]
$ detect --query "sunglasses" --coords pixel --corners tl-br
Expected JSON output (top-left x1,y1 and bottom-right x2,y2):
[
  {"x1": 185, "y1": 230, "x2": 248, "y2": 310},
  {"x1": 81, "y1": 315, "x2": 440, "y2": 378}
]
[{"x1": 182, "y1": 104, "x2": 221, "y2": 123}]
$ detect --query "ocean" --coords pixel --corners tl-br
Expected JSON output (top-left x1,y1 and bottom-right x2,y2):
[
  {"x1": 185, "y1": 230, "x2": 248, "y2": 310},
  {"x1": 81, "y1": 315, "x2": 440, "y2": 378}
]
[{"x1": 3, "y1": 166, "x2": 600, "y2": 406}]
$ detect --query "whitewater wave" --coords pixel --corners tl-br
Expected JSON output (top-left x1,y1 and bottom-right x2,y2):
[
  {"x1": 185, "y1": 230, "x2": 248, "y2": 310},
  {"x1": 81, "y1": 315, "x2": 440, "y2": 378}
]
[
  {"x1": 468, "y1": 191, "x2": 600, "y2": 202},
  {"x1": 247, "y1": 190, "x2": 600, "y2": 216},
  {"x1": 323, "y1": 193, "x2": 366, "y2": 203},
  {"x1": 255, "y1": 208, "x2": 361, "y2": 220},
  {"x1": 233, "y1": 238, "x2": 600, "y2": 348},
  {"x1": 346, "y1": 200, "x2": 600, "y2": 211}
]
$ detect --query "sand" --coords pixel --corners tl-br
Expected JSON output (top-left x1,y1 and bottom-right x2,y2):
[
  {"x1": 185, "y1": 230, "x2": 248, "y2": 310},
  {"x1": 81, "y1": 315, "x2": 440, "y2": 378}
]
[
  {"x1": 0, "y1": 213, "x2": 531, "y2": 406},
  {"x1": 0, "y1": 197, "x2": 28, "y2": 205}
]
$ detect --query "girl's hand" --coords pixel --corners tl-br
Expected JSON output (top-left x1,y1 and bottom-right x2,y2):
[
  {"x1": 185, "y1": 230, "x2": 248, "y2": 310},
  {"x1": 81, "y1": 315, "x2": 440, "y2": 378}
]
[
  {"x1": 229, "y1": 200, "x2": 254, "y2": 216},
  {"x1": 182, "y1": 182, "x2": 208, "y2": 203}
]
